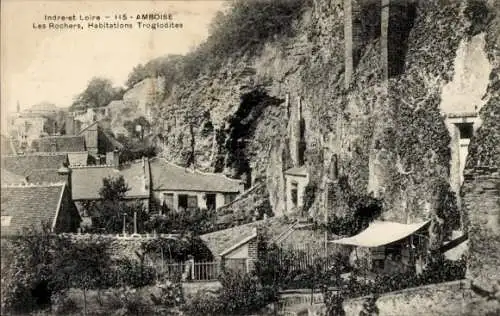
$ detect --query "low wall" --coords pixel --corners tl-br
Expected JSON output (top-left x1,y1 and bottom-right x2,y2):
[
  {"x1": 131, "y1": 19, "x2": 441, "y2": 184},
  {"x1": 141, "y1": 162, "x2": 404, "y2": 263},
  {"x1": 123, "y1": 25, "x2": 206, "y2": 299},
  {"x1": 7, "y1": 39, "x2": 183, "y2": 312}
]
[
  {"x1": 299, "y1": 280, "x2": 499, "y2": 316},
  {"x1": 343, "y1": 279, "x2": 471, "y2": 316}
]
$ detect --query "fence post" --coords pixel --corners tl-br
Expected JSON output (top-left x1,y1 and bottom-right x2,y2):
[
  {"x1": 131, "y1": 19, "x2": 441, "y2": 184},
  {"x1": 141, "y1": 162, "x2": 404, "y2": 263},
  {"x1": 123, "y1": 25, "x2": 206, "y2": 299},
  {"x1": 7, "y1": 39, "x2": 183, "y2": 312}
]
[{"x1": 190, "y1": 258, "x2": 195, "y2": 280}]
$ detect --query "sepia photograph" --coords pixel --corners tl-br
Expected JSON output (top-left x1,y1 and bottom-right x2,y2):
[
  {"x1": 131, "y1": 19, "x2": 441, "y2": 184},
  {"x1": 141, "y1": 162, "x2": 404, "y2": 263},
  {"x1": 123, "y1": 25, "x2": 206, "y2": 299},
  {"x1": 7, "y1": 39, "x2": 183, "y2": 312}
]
[{"x1": 0, "y1": 0, "x2": 499, "y2": 315}]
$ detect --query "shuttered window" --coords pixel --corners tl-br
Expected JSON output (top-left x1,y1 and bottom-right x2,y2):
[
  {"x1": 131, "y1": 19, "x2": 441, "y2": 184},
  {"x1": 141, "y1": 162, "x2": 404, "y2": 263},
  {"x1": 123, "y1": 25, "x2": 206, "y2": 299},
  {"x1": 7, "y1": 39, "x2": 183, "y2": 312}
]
[{"x1": 187, "y1": 195, "x2": 198, "y2": 208}]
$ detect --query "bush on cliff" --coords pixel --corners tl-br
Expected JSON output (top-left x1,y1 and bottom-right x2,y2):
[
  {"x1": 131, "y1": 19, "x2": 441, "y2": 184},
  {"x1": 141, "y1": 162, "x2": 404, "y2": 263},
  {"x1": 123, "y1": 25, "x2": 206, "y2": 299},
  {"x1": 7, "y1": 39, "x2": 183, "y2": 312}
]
[{"x1": 181, "y1": 0, "x2": 313, "y2": 80}]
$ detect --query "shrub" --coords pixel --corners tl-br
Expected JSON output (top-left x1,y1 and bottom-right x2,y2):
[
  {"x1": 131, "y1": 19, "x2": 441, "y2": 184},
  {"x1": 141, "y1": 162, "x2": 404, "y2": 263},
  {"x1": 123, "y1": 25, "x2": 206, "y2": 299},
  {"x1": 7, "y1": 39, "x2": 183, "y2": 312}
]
[
  {"x1": 183, "y1": 271, "x2": 277, "y2": 316},
  {"x1": 51, "y1": 293, "x2": 79, "y2": 316},
  {"x1": 150, "y1": 281, "x2": 185, "y2": 308},
  {"x1": 110, "y1": 287, "x2": 153, "y2": 316},
  {"x1": 184, "y1": 290, "x2": 223, "y2": 316},
  {"x1": 181, "y1": 0, "x2": 312, "y2": 80},
  {"x1": 323, "y1": 291, "x2": 345, "y2": 316},
  {"x1": 112, "y1": 259, "x2": 156, "y2": 288},
  {"x1": 1, "y1": 224, "x2": 59, "y2": 314},
  {"x1": 342, "y1": 256, "x2": 466, "y2": 298}
]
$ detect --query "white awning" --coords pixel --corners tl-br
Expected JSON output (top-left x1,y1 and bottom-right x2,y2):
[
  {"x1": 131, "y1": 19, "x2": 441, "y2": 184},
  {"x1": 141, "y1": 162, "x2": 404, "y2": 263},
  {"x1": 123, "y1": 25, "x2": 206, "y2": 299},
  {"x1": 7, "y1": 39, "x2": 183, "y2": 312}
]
[{"x1": 329, "y1": 220, "x2": 431, "y2": 248}]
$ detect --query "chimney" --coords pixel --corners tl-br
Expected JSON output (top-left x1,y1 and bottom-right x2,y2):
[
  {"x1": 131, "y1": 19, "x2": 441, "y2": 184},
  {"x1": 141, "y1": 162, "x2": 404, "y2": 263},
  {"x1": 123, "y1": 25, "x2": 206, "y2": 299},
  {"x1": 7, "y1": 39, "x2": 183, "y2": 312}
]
[
  {"x1": 344, "y1": 0, "x2": 353, "y2": 89},
  {"x1": 295, "y1": 96, "x2": 304, "y2": 166},
  {"x1": 285, "y1": 93, "x2": 290, "y2": 120},
  {"x1": 106, "y1": 150, "x2": 119, "y2": 168},
  {"x1": 142, "y1": 156, "x2": 149, "y2": 191},
  {"x1": 57, "y1": 163, "x2": 72, "y2": 199},
  {"x1": 381, "y1": 0, "x2": 390, "y2": 84}
]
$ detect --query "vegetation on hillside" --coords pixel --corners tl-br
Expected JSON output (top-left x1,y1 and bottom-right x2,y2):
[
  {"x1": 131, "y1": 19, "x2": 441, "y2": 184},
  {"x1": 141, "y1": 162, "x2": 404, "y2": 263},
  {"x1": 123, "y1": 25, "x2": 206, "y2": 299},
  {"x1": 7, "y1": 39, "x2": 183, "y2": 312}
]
[
  {"x1": 124, "y1": 0, "x2": 312, "y2": 89},
  {"x1": 70, "y1": 77, "x2": 124, "y2": 111}
]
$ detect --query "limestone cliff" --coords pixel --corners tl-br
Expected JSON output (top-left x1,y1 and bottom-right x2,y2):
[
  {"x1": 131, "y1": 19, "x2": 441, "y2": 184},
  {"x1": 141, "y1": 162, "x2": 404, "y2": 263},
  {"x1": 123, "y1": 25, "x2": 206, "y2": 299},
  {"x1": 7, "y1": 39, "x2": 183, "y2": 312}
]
[{"x1": 142, "y1": 0, "x2": 499, "y2": 228}]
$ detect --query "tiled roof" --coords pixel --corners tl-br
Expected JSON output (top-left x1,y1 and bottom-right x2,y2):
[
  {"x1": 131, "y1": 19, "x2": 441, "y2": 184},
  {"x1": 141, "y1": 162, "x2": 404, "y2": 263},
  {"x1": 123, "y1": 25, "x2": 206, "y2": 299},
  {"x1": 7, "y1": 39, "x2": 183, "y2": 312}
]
[
  {"x1": 71, "y1": 159, "x2": 149, "y2": 200},
  {"x1": 0, "y1": 183, "x2": 65, "y2": 236},
  {"x1": 200, "y1": 217, "x2": 291, "y2": 257},
  {"x1": 284, "y1": 166, "x2": 308, "y2": 177},
  {"x1": 1, "y1": 169, "x2": 27, "y2": 184},
  {"x1": 26, "y1": 169, "x2": 68, "y2": 184},
  {"x1": 67, "y1": 152, "x2": 89, "y2": 166},
  {"x1": 1, "y1": 153, "x2": 69, "y2": 177},
  {"x1": 31, "y1": 135, "x2": 86, "y2": 153},
  {"x1": 149, "y1": 158, "x2": 244, "y2": 193}
]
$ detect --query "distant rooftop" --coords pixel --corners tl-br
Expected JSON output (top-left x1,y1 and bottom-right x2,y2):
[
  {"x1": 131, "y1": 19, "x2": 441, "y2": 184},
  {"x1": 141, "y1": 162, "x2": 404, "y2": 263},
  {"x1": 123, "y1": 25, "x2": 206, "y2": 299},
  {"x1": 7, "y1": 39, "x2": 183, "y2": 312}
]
[
  {"x1": 32, "y1": 135, "x2": 86, "y2": 153},
  {"x1": 71, "y1": 159, "x2": 150, "y2": 200},
  {"x1": 1, "y1": 153, "x2": 68, "y2": 177},
  {"x1": 149, "y1": 158, "x2": 244, "y2": 193}
]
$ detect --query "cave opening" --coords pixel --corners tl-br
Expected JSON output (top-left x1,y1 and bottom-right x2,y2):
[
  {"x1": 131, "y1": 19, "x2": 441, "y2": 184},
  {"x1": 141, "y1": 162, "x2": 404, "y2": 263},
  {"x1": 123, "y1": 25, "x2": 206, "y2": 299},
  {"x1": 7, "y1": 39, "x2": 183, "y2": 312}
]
[
  {"x1": 388, "y1": 1, "x2": 417, "y2": 77},
  {"x1": 353, "y1": 0, "x2": 382, "y2": 69},
  {"x1": 218, "y1": 88, "x2": 283, "y2": 189}
]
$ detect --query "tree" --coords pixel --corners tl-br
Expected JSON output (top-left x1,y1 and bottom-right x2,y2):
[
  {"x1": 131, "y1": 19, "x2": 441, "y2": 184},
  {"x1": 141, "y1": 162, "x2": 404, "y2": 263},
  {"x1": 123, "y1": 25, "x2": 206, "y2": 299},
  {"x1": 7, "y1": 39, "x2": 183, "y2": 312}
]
[
  {"x1": 84, "y1": 176, "x2": 149, "y2": 234},
  {"x1": 123, "y1": 116, "x2": 151, "y2": 139},
  {"x1": 52, "y1": 237, "x2": 112, "y2": 316},
  {"x1": 71, "y1": 77, "x2": 124, "y2": 110}
]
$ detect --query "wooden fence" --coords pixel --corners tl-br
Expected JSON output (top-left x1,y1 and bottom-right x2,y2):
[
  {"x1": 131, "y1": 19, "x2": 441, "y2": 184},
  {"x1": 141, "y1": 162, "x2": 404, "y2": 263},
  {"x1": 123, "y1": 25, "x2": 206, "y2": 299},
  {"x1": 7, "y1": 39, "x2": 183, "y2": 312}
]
[
  {"x1": 156, "y1": 259, "x2": 251, "y2": 282},
  {"x1": 275, "y1": 246, "x2": 338, "y2": 272}
]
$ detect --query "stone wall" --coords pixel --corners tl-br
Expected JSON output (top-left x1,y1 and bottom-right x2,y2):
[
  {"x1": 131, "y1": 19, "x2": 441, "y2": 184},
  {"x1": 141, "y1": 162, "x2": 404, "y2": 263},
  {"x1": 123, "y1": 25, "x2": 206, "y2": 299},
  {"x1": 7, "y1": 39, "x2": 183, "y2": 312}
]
[
  {"x1": 342, "y1": 280, "x2": 471, "y2": 316},
  {"x1": 462, "y1": 166, "x2": 500, "y2": 292},
  {"x1": 305, "y1": 280, "x2": 498, "y2": 316}
]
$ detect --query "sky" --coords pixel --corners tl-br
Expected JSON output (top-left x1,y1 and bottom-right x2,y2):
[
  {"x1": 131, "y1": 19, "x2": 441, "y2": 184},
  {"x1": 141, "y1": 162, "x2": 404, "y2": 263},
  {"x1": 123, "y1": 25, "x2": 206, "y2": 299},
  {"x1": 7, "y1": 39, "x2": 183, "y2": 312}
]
[{"x1": 0, "y1": 0, "x2": 227, "y2": 118}]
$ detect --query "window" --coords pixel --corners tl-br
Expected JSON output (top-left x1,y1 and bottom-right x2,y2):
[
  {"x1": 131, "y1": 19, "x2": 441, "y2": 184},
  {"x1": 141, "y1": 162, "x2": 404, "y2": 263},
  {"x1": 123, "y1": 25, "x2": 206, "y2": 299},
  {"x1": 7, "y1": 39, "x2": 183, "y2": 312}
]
[
  {"x1": 187, "y1": 195, "x2": 198, "y2": 208},
  {"x1": 178, "y1": 195, "x2": 188, "y2": 209},
  {"x1": 206, "y1": 193, "x2": 217, "y2": 210},
  {"x1": 456, "y1": 123, "x2": 473, "y2": 139},
  {"x1": 224, "y1": 193, "x2": 237, "y2": 205},
  {"x1": 163, "y1": 193, "x2": 174, "y2": 209},
  {"x1": 291, "y1": 182, "x2": 298, "y2": 207}
]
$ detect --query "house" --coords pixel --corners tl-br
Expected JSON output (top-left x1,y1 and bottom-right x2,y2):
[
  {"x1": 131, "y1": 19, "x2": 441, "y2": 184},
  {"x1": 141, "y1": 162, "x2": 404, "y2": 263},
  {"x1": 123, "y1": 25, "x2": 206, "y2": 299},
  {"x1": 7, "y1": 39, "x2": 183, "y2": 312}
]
[
  {"x1": 0, "y1": 182, "x2": 81, "y2": 237},
  {"x1": 149, "y1": 158, "x2": 245, "y2": 212},
  {"x1": 29, "y1": 135, "x2": 90, "y2": 166},
  {"x1": 284, "y1": 166, "x2": 310, "y2": 214},
  {"x1": 1, "y1": 153, "x2": 69, "y2": 181},
  {"x1": 200, "y1": 217, "x2": 333, "y2": 274},
  {"x1": 31, "y1": 135, "x2": 86, "y2": 153},
  {"x1": 77, "y1": 121, "x2": 123, "y2": 164},
  {"x1": 8, "y1": 113, "x2": 48, "y2": 150},
  {"x1": 1, "y1": 169, "x2": 27, "y2": 185},
  {"x1": 284, "y1": 95, "x2": 309, "y2": 215},
  {"x1": 70, "y1": 157, "x2": 151, "y2": 214}
]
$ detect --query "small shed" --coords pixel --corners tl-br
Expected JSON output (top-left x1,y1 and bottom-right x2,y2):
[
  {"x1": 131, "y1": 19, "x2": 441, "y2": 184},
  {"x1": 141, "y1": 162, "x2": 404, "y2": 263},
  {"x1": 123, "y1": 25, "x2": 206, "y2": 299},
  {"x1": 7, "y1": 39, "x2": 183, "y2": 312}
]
[{"x1": 330, "y1": 220, "x2": 431, "y2": 274}]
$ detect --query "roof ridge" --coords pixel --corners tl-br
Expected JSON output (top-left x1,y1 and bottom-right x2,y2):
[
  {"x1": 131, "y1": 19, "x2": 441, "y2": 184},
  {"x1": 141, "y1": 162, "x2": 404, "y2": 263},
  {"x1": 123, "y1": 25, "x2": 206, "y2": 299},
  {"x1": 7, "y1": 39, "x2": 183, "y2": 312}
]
[
  {"x1": 1, "y1": 152, "x2": 68, "y2": 157},
  {"x1": 1, "y1": 181, "x2": 66, "y2": 188},
  {"x1": 159, "y1": 158, "x2": 242, "y2": 182},
  {"x1": 70, "y1": 164, "x2": 117, "y2": 169},
  {"x1": 77, "y1": 121, "x2": 98, "y2": 134},
  {"x1": 37, "y1": 135, "x2": 84, "y2": 139}
]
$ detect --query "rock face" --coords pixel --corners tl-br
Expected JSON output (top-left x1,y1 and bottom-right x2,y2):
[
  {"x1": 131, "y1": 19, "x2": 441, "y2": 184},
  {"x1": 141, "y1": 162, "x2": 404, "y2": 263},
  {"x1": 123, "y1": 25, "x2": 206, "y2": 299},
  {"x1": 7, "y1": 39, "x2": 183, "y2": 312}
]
[
  {"x1": 141, "y1": 0, "x2": 499, "y2": 228},
  {"x1": 106, "y1": 77, "x2": 165, "y2": 136}
]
